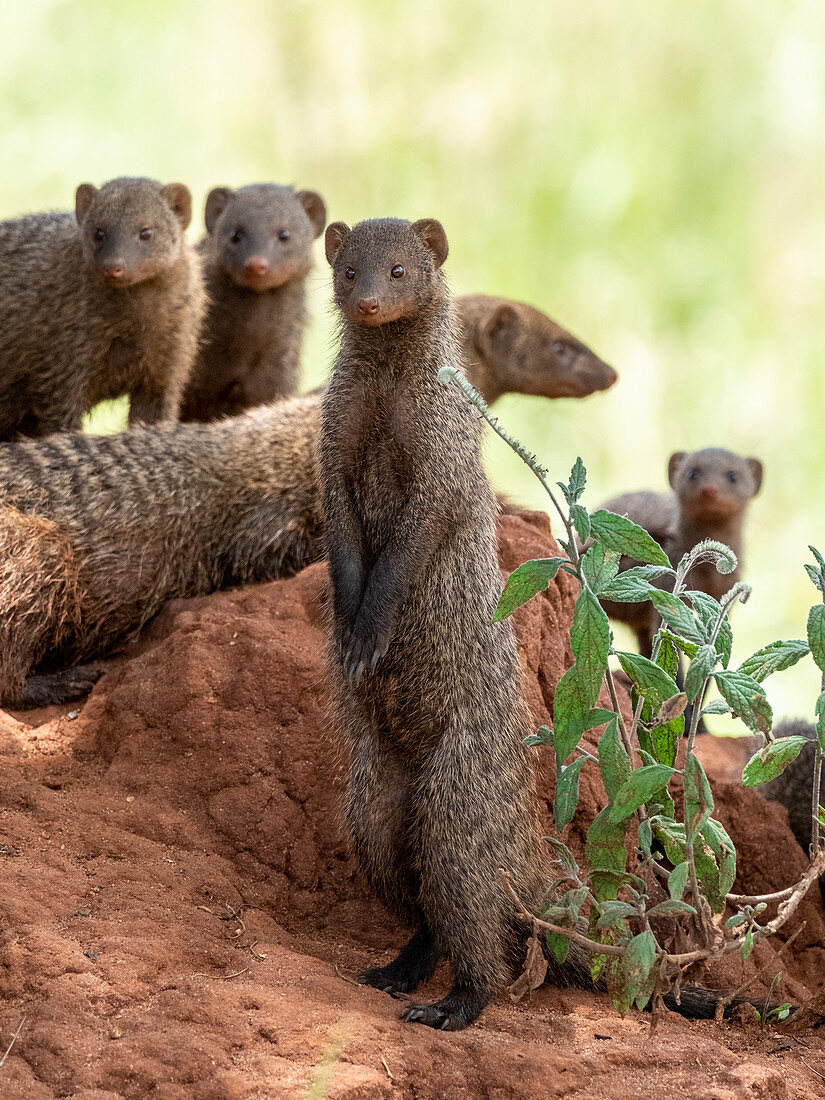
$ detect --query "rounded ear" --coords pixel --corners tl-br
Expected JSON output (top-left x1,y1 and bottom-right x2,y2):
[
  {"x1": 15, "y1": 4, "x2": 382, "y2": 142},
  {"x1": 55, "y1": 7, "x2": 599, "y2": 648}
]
[
  {"x1": 667, "y1": 451, "x2": 687, "y2": 489},
  {"x1": 747, "y1": 457, "x2": 764, "y2": 496},
  {"x1": 75, "y1": 183, "x2": 98, "y2": 226},
  {"x1": 482, "y1": 303, "x2": 518, "y2": 351},
  {"x1": 204, "y1": 187, "x2": 233, "y2": 235},
  {"x1": 297, "y1": 190, "x2": 326, "y2": 238},
  {"x1": 411, "y1": 218, "x2": 448, "y2": 268},
  {"x1": 160, "y1": 183, "x2": 193, "y2": 230},
  {"x1": 325, "y1": 221, "x2": 350, "y2": 266}
]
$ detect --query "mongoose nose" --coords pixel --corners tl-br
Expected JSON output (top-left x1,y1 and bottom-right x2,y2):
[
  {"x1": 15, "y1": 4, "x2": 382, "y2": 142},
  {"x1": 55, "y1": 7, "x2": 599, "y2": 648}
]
[
  {"x1": 700, "y1": 485, "x2": 719, "y2": 500},
  {"x1": 357, "y1": 298, "x2": 380, "y2": 316},
  {"x1": 103, "y1": 263, "x2": 125, "y2": 279},
  {"x1": 245, "y1": 257, "x2": 269, "y2": 277}
]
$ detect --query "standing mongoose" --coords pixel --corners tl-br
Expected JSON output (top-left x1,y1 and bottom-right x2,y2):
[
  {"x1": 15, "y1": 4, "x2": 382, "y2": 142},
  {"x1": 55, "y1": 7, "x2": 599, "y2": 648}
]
[
  {"x1": 600, "y1": 448, "x2": 763, "y2": 656},
  {"x1": 318, "y1": 215, "x2": 587, "y2": 1031},
  {"x1": 0, "y1": 177, "x2": 205, "y2": 438},
  {"x1": 759, "y1": 719, "x2": 825, "y2": 902},
  {"x1": 0, "y1": 395, "x2": 323, "y2": 708},
  {"x1": 179, "y1": 184, "x2": 326, "y2": 422}
]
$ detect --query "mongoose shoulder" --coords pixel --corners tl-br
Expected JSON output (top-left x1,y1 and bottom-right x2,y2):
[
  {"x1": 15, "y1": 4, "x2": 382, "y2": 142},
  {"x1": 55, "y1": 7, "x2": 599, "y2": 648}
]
[
  {"x1": 180, "y1": 183, "x2": 326, "y2": 422},
  {"x1": 600, "y1": 448, "x2": 763, "y2": 656},
  {"x1": 0, "y1": 394, "x2": 322, "y2": 707},
  {"x1": 0, "y1": 177, "x2": 205, "y2": 438}
]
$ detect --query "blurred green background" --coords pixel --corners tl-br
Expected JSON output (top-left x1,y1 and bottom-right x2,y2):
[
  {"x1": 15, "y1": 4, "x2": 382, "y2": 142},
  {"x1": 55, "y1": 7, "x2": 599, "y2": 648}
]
[{"x1": 1, "y1": 0, "x2": 823, "y2": 725}]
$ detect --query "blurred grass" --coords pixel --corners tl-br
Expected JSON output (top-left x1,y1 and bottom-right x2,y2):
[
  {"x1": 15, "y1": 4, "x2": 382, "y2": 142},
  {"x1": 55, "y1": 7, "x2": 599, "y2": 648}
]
[{"x1": 2, "y1": 0, "x2": 824, "y2": 724}]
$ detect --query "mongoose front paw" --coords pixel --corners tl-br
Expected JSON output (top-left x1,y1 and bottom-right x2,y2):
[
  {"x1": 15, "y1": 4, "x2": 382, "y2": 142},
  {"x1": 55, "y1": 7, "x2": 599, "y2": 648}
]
[{"x1": 343, "y1": 633, "x2": 390, "y2": 682}]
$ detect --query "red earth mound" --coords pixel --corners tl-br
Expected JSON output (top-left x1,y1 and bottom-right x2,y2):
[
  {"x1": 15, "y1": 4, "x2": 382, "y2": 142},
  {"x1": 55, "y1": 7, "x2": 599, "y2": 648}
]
[{"x1": 0, "y1": 511, "x2": 823, "y2": 1098}]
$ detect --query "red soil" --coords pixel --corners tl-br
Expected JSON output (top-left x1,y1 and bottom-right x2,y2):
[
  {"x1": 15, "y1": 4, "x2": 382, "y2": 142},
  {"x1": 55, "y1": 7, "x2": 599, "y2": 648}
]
[{"x1": 0, "y1": 511, "x2": 822, "y2": 1098}]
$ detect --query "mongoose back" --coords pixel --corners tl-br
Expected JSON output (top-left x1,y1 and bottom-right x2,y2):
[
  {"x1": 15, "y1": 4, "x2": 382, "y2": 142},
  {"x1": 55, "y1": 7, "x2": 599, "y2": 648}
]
[
  {"x1": 760, "y1": 719, "x2": 825, "y2": 902},
  {"x1": 0, "y1": 177, "x2": 205, "y2": 438},
  {"x1": 457, "y1": 293, "x2": 616, "y2": 403},
  {"x1": 0, "y1": 395, "x2": 322, "y2": 707},
  {"x1": 600, "y1": 448, "x2": 763, "y2": 656},
  {"x1": 179, "y1": 183, "x2": 326, "y2": 422}
]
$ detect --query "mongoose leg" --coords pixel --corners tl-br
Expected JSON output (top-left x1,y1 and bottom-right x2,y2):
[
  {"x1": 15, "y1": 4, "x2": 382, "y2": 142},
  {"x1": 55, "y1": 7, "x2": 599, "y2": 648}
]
[
  {"x1": 357, "y1": 927, "x2": 440, "y2": 994},
  {"x1": 17, "y1": 664, "x2": 102, "y2": 707}
]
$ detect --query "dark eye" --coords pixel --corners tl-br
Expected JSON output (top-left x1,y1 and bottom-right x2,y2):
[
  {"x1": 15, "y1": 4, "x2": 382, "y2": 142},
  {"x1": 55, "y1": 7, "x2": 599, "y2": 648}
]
[
  {"x1": 93, "y1": 228, "x2": 105, "y2": 242},
  {"x1": 688, "y1": 468, "x2": 701, "y2": 480},
  {"x1": 229, "y1": 228, "x2": 244, "y2": 244},
  {"x1": 139, "y1": 227, "x2": 153, "y2": 241},
  {"x1": 726, "y1": 471, "x2": 738, "y2": 483},
  {"x1": 278, "y1": 229, "x2": 290, "y2": 241},
  {"x1": 552, "y1": 341, "x2": 566, "y2": 355},
  {"x1": 391, "y1": 264, "x2": 404, "y2": 278},
  {"x1": 345, "y1": 267, "x2": 356, "y2": 280}
]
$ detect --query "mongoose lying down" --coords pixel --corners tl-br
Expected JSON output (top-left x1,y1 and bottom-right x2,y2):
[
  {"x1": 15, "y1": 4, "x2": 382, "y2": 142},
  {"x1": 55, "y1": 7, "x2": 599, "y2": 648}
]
[
  {"x1": 760, "y1": 719, "x2": 825, "y2": 902},
  {"x1": 0, "y1": 177, "x2": 205, "y2": 439},
  {"x1": 180, "y1": 183, "x2": 327, "y2": 422},
  {"x1": 600, "y1": 448, "x2": 763, "y2": 656},
  {"x1": 317, "y1": 215, "x2": 787, "y2": 1031},
  {"x1": 0, "y1": 293, "x2": 616, "y2": 707}
]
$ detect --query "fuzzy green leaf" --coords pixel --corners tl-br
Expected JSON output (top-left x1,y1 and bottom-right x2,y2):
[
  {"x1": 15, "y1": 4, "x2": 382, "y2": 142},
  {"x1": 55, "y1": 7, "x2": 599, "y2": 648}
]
[
  {"x1": 668, "y1": 861, "x2": 690, "y2": 902},
  {"x1": 524, "y1": 725, "x2": 554, "y2": 748},
  {"x1": 741, "y1": 927, "x2": 754, "y2": 963},
  {"x1": 553, "y1": 661, "x2": 614, "y2": 763},
  {"x1": 571, "y1": 589, "x2": 610, "y2": 707},
  {"x1": 688, "y1": 591, "x2": 723, "y2": 637},
  {"x1": 545, "y1": 837, "x2": 579, "y2": 879},
  {"x1": 739, "y1": 639, "x2": 810, "y2": 683},
  {"x1": 558, "y1": 457, "x2": 587, "y2": 505},
  {"x1": 702, "y1": 698, "x2": 730, "y2": 716},
  {"x1": 494, "y1": 558, "x2": 567, "y2": 621},
  {"x1": 649, "y1": 589, "x2": 706, "y2": 643},
  {"x1": 659, "y1": 629, "x2": 698, "y2": 659},
  {"x1": 597, "y1": 717, "x2": 631, "y2": 803},
  {"x1": 805, "y1": 563, "x2": 823, "y2": 592},
  {"x1": 616, "y1": 651, "x2": 680, "y2": 709},
  {"x1": 554, "y1": 755, "x2": 588, "y2": 832},
  {"x1": 647, "y1": 899, "x2": 697, "y2": 918},
  {"x1": 595, "y1": 901, "x2": 638, "y2": 929},
  {"x1": 742, "y1": 737, "x2": 811, "y2": 786},
  {"x1": 546, "y1": 931, "x2": 570, "y2": 965},
  {"x1": 716, "y1": 617, "x2": 733, "y2": 669},
  {"x1": 701, "y1": 818, "x2": 737, "y2": 902},
  {"x1": 586, "y1": 808, "x2": 628, "y2": 897},
  {"x1": 617, "y1": 931, "x2": 658, "y2": 1014},
  {"x1": 588, "y1": 510, "x2": 671, "y2": 566},
  {"x1": 684, "y1": 755, "x2": 714, "y2": 833},
  {"x1": 580, "y1": 541, "x2": 621, "y2": 595},
  {"x1": 570, "y1": 504, "x2": 591, "y2": 543},
  {"x1": 684, "y1": 644, "x2": 717, "y2": 703},
  {"x1": 599, "y1": 564, "x2": 671, "y2": 603},
  {"x1": 808, "y1": 605, "x2": 825, "y2": 672},
  {"x1": 609, "y1": 765, "x2": 676, "y2": 823},
  {"x1": 714, "y1": 670, "x2": 773, "y2": 735}
]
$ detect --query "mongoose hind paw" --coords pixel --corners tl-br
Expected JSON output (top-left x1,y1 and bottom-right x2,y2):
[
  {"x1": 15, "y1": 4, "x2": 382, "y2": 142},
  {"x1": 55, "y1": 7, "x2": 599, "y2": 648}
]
[{"x1": 401, "y1": 993, "x2": 485, "y2": 1032}]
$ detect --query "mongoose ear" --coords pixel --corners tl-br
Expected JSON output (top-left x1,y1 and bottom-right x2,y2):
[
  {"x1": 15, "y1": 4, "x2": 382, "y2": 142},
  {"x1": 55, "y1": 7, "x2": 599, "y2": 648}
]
[
  {"x1": 297, "y1": 190, "x2": 327, "y2": 238},
  {"x1": 667, "y1": 452, "x2": 687, "y2": 489},
  {"x1": 204, "y1": 187, "x2": 233, "y2": 235},
  {"x1": 325, "y1": 222, "x2": 350, "y2": 265},
  {"x1": 411, "y1": 219, "x2": 449, "y2": 269},
  {"x1": 482, "y1": 303, "x2": 518, "y2": 350},
  {"x1": 75, "y1": 183, "x2": 98, "y2": 226},
  {"x1": 160, "y1": 183, "x2": 193, "y2": 230},
  {"x1": 747, "y1": 458, "x2": 764, "y2": 496}
]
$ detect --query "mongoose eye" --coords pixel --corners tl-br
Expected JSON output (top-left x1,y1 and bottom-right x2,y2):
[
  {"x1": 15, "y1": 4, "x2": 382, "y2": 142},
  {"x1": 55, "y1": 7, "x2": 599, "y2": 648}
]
[
  {"x1": 345, "y1": 267, "x2": 356, "y2": 280},
  {"x1": 552, "y1": 341, "x2": 575, "y2": 365},
  {"x1": 139, "y1": 228, "x2": 153, "y2": 241},
  {"x1": 93, "y1": 228, "x2": 106, "y2": 243},
  {"x1": 229, "y1": 228, "x2": 244, "y2": 244},
  {"x1": 726, "y1": 471, "x2": 738, "y2": 483},
  {"x1": 391, "y1": 265, "x2": 405, "y2": 278},
  {"x1": 688, "y1": 467, "x2": 701, "y2": 480},
  {"x1": 278, "y1": 229, "x2": 291, "y2": 241}
]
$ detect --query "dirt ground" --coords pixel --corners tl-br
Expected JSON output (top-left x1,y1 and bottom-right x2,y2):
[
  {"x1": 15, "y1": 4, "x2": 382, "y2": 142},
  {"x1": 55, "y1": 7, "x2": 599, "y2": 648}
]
[{"x1": 0, "y1": 511, "x2": 823, "y2": 1099}]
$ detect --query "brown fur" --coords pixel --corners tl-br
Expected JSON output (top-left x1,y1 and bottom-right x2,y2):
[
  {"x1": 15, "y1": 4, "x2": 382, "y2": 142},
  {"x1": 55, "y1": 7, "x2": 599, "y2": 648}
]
[
  {"x1": 317, "y1": 216, "x2": 593, "y2": 1031},
  {"x1": 180, "y1": 183, "x2": 326, "y2": 422},
  {"x1": 0, "y1": 177, "x2": 205, "y2": 438},
  {"x1": 0, "y1": 396, "x2": 322, "y2": 707},
  {"x1": 600, "y1": 448, "x2": 763, "y2": 656}
]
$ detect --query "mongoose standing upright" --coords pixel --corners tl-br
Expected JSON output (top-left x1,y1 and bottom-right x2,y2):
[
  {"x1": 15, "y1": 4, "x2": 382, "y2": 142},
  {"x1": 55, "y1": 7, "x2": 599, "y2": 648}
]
[
  {"x1": 600, "y1": 448, "x2": 763, "y2": 656},
  {"x1": 0, "y1": 177, "x2": 205, "y2": 438},
  {"x1": 180, "y1": 184, "x2": 326, "y2": 422},
  {"x1": 318, "y1": 216, "x2": 574, "y2": 1031}
]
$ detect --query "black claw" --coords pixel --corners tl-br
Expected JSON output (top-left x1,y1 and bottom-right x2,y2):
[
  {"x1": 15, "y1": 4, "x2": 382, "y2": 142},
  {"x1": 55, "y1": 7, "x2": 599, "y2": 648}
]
[{"x1": 370, "y1": 651, "x2": 380, "y2": 670}]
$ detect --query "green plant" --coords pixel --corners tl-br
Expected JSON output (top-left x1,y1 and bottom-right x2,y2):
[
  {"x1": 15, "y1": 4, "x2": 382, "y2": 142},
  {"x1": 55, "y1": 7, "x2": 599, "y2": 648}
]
[
  {"x1": 440, "y1": 364, "x2": 825, "y2": 1020},
  {"x1": 752, "y1": 973, "x2": 792, "y2": 1029}
]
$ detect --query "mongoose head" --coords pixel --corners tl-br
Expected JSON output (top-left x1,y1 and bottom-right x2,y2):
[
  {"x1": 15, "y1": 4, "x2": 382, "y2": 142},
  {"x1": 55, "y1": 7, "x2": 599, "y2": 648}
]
[
  {"x1": 668, "y1": 448, "x2": 763, "y2": 524},
  {"x1": 460, "y1": 294, "x2": 618, "y2": 402},
  {"x1": 203, "y1": 184, "x2": 326, "y2": 291},
  {"x1": 325, "y1": 217, "x2": 448, "y2": 327},
  {"x1": 75, "y1": 177, "x2": 192, "y2": 288}
]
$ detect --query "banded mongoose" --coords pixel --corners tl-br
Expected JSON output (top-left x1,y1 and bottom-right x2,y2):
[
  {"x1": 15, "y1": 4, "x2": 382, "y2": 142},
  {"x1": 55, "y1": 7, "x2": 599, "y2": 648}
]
[
  {"x1": 0, "y1": 395, "x2": 322, "y2": 708},
  {"x1": 179, "y1": 184, "x2": 327, "y2": 422},
  {"x1": 760, "y1": 719, "x2": 825, "y2": 902},
  {"x1": 600, "y1": 448, "x2": 763, "y2": 657},
  {"x1": 0, "y1": 177, "x2": 205, "y2": 439},
  {"x1": 318, "y1": 214, "x2": 575, "y2": 1031}
]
